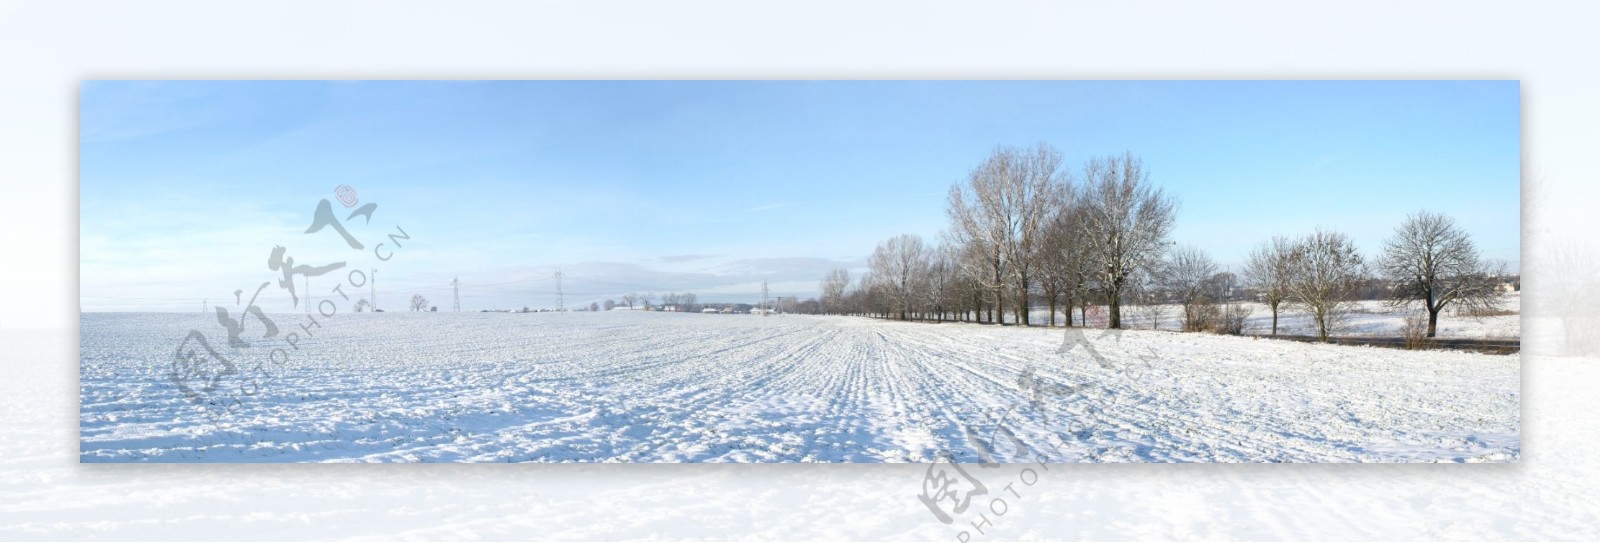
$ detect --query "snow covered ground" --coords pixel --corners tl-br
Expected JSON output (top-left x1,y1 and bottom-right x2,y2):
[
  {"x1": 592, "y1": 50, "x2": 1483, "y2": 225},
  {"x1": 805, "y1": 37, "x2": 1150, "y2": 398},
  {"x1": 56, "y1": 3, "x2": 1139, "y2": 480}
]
[
  {"x1": 79, "y1": 311, "x2": 1517, "y2": 463},
  {"x1": 1033, "y1": 294, "x2": 1521, "y2": 338}
]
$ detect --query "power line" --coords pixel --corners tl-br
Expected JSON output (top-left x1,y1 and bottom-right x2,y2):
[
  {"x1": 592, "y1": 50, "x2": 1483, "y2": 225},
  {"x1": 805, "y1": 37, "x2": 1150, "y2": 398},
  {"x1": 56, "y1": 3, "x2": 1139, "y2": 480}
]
[{"x1": 450, "y1": 275, "x2": 556, "y2": 290}]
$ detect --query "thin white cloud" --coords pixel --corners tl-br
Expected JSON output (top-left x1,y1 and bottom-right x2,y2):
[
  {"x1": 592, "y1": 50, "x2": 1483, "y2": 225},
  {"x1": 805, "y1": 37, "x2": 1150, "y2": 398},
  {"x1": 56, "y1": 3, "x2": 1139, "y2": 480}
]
[{"x1": 658, "y1": 253, "x2": 720, "y2": 263}]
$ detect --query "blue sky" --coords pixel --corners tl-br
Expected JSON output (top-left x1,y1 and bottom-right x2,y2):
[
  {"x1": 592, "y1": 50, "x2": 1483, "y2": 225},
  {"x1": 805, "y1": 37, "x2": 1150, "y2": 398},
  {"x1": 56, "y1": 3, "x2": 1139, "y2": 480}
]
[{"x1": 79, "y1": 80, "x2": 1520, "y2": 312}]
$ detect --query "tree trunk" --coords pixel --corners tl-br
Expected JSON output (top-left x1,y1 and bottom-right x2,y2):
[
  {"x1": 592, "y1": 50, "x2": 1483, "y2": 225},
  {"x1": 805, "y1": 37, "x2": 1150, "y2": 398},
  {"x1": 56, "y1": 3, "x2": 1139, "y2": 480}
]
[
  {"x1": 994, "y1": 285, "x2": 1004, "y2": 324},
  {"x1": 1018, "y1": 273, "x2": 1030, "y2": 326},
  {"x1": 992, "y1": 257, "x2": 1004, "y2": 325},
  {"x1": 1107, "y1": 289, "x2": 1122, "y2": 329},
  {"x1": 1426, "y1": 288, "x2": 1438, "y2": 338}
]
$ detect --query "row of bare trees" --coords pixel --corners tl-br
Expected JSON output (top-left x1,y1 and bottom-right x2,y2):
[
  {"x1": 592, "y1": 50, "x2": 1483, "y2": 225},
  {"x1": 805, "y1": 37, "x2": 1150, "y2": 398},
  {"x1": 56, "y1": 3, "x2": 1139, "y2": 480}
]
[
  {"x1": 1137, "y1": 212, "x2": 1504, "y2": 341},
  {"x1": 819, "y1": 144, "x2": 1179, "y2": 326},
  {"x1": 610, "y1": 292, "x2": 701, "y2": 312},
  {"x1": 815, "y1": 143, "x2": 1510, "y2": 342},
  {"x1": 816, "y1": 236, "x2": 959, "y2": 321},
  {"x1": 658, "y1": 292, "x2": 699, "y2": 312},
  {"x1": 1232, "y1": 212, "x2": 1506, "y2": 340},
  {"x1": 1230, "y1": 229, "x2": 1368, "y2": 341}
]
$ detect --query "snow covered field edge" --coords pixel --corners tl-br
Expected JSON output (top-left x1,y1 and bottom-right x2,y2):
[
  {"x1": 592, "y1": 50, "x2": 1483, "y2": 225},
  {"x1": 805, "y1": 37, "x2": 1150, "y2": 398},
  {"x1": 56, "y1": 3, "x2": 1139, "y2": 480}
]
[{"x1": 79, "y1": 311, "x2": 1519, "y2": 463}]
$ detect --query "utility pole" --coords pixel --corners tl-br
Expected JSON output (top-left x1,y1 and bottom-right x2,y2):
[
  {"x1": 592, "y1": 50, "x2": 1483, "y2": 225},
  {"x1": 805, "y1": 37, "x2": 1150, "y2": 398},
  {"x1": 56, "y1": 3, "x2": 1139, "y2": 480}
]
[
  {"x1": 305, "y1": 276, "x2": 311, "y2": 315},
  {"x1": 371, "y1": 268, "x2": 377, "y2": 312},
  {"x1": 555, "y1": 268, "x2": 564, "y2": 312},
  {"x1": 452, "y1": 276, "x2": 461, "y2": 312},
  {"x1": 761, "y1": 279, "x2": 769, "y2": 317}
]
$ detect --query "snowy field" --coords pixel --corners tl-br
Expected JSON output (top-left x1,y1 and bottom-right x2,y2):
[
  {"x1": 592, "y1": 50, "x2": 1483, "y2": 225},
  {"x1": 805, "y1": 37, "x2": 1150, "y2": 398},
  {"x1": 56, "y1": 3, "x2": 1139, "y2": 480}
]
[
  {"x1": 79, "y1": 311, "x2": 1518, "y2": 463},
  {"x1": 1033, "y1": 294, "x2": 1521, "y2": 338}
]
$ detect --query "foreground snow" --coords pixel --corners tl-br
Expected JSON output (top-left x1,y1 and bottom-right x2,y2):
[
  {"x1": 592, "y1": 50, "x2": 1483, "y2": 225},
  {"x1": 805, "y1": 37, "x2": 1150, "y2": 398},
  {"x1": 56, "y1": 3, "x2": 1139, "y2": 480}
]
[{"x1": 79, "y1": 311, "x2": 1518, "y2": 463}]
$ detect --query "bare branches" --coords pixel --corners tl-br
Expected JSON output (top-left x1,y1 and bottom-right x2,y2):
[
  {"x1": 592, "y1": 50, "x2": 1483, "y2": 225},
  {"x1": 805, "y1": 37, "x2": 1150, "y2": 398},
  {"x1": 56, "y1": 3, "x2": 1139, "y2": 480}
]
[
  {"x1": 1242, "y1": 235, "x2": 1296, "y2": 335},
  {"x1": 819, "y1": 269, "x2": 851, "y2": 314},
  {"x1": 1166, "y1": 245, "x2": 1218, "y2": 332},
  {"x1": 1076, "y1": 153, "x2": 1177, "y2": 328},
  {"x1": 923, "y1": 244, "x2": 956, "y2": 322},
  {"x1": 1286, "y1": 228, "x2": 1367, "y2": 342},
  {"x1": 1377, "y1": 210, "x2": 1505, "y2": 337},
  {"x1": 944, "y1": 143, "x2": 1072, "y2": 325},
  {"x1": 856, "y1": 146, "x2": 1177, "y2": 329},
  {"x1": 869, "y1": 234, "x2": 931, "y2": 320}
]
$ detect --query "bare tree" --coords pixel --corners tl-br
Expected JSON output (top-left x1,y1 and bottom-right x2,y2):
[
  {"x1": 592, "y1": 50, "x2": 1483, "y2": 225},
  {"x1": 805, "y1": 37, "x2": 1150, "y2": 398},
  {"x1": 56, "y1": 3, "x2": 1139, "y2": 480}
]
[
  {"x1": 949, "y1": 236, "x2": 998, "y2": 323},
  {"x1": 1377, "y1": 210, "x2": 1507, "y2": 338},
  {"x1": 353, "y1": 298, "x2": 371, "y2": 312},
  {"x1": 1035, "y1": 227, "x2": 1071, "y2": 327},
  {"x1": 870, "y1": 234, "x2": 930, "y2": 320},
  {"x1": 1133, "y1": 284, "x2": 1171, "y2": 330},
  {"x1": 1004, "y1": 144, "x2": 1070, "y2": 326},
  {"x1": 682, "y1": 292, "x2": 697, "y2": 312},
  {"x1": 946, "y1": 143, "x2": 1071, "y2": 325},
  {"x1": 1035, "y1": 187, "x2": 1084, "y2": 327},
  {"x1": 603, "y1": 299, "x2": 616, "y2": 311},
  {"x1": 1211, "y1": 271, "x2": 1252, "y2": 335},
  {"x1": 1166, "y1": 245, "x2": 1218, "y2": 332},
  {"x1": 1287, "y1": 228, "x2": 1367, "y2": 342},
  {"x1": 1242, "y1": 236, "x2": 1296, "y2": 336},
  {"x1": 661, "y1": 292, "x2": 682, "y2": 312},
  {"x1": 851, "y1": 271, "x2": 881, "y2": 317},
  {"x1": 640, "y1": 292, "x2": 655, "y2": 310},
  {"x1": 622, "y1": 293, "x2": 638, "y2": 309},
  {"x1": 588, "y1": 301, "x2": 600, "y2": 312},
  {"x1": 795, "y1": 299, "x2": 822, "y2": 315},
  {"x1": 1064, "y1": 207, "x2": 1100, "y2": 328},
  {"x1": 409, "y1": 294, "x2": 429, "y2": 312},
  {"x1": 1540, "y1": 241, "x2": 1599, "y2": 355},
  {"x1": 923, "y1": 243, "x2": 955, "y2": 322},
  {"x1": 947, "y1": 162, "x2": 1010, "y2": 324},
  {"x1": 1076, "y1": 153, "x2": 1177, "y2": 329},
  {"x1": 820, "y1": 269, "x2": 851, "y2": 314}
]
